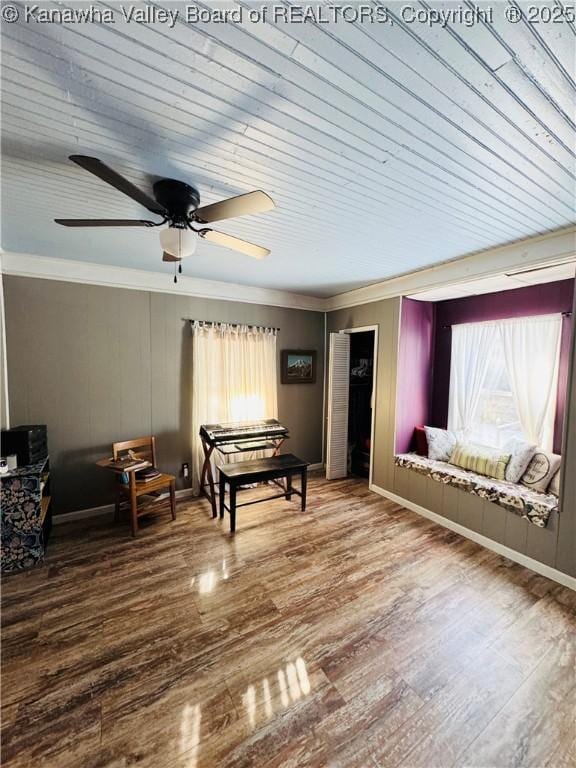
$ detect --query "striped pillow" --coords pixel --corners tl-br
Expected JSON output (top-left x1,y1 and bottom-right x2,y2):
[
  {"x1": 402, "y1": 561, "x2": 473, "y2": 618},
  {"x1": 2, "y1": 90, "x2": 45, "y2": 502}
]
[{"x1": 449, "y1": 443, "x2": 511, "y2": 481}]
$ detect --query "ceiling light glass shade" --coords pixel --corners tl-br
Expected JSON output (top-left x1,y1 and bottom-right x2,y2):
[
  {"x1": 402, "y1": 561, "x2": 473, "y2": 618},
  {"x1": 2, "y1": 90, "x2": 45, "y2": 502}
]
[{"x1": 159, "y1": 227, "x2": 197, "y2": 258}]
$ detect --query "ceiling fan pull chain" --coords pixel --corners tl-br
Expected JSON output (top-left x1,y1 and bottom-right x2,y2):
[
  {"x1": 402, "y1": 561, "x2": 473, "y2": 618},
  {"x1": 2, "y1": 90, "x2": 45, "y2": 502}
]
[{"x1": 178, "y1": 264, "x2": 182, "y2": 274}]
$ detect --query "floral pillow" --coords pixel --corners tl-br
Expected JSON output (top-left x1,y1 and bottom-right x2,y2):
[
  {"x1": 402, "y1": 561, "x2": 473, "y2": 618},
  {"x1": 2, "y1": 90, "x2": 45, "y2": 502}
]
[
  {"x1": 503, "y1": 438, "x2": 537, "y2": 484},
  {"x1": 521, "y1": 451, "x2": 561, "y2": 494},
  {"x1": 424, "y1": 426, "x2": 458, "y2": 462}
]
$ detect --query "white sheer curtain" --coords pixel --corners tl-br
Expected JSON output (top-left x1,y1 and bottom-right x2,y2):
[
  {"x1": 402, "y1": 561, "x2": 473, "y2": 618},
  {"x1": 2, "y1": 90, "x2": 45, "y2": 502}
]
[
  {"x1": 448, "y1": 321, "x2": 499, "y2": 436},
  {"x1": 448, "y1": 314, "x2": 562, "y2": 451},
  {"x1": 499, "y1": 314, "x2": 562, "y2": 450},
  {"x1": 191, "y1": 321, "x2": 278, "y2": 494}
]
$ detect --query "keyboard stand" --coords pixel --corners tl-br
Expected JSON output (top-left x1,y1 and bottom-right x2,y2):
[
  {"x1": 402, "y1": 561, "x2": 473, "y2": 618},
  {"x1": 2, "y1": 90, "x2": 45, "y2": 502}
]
[{"x1": 200, "y1": 434, "x2": 286, "y2": 518}]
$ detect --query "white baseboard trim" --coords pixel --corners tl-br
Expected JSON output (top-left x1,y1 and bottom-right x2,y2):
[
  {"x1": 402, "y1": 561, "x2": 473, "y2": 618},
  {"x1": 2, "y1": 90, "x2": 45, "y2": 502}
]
[
  {"x1": 51, "y1": 471, "x2": 325, "y2": 524},
  {"x1": 52, "y1": 472, "x2": 324, "y2": 525},
  {"x1": 52, "y1": 488, "x2": 194, "y2": 524},
  {"x1": 53, "y1": 503, "x2": 114, "y2": 523},
  {"x1": 369, "y1": 483, "x2": 576, "y2": 592}
]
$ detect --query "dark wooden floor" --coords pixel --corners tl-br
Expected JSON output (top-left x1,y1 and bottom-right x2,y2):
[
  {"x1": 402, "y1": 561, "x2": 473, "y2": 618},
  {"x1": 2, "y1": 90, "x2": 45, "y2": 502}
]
[{"x1": 2, "y1": 475, "x2": 575, "y2": 768}]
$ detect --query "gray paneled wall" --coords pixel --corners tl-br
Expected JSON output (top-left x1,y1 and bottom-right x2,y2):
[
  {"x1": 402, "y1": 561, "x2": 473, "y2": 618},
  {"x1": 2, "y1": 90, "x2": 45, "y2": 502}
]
[
  {"x1": 327, "y1": 295, "x2": 576, "y2": 578},
  {"x1": 392, "y1": 465, "x2": 562, "y2": 570},
  {"x1": 326, "y1": 298, "x2": 401, "y2": 491},
  {"x1": 4, "y1": 277, "x2": 324, "y2": 514},
  {"x1": 6, "y1": 275, "x2": 574, "y2": 575}
]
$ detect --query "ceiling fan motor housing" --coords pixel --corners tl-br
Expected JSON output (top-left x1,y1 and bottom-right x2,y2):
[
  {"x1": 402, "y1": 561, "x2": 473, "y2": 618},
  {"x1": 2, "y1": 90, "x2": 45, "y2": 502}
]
[{"x1": 153, "y1": 179, "x2": 200, "y2": 222}]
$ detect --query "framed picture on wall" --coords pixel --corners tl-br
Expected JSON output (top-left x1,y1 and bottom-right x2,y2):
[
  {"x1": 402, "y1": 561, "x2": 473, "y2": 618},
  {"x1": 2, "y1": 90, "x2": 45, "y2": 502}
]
[{"x1": 281, "y1": 350, "x2": 317, "y2": 384}]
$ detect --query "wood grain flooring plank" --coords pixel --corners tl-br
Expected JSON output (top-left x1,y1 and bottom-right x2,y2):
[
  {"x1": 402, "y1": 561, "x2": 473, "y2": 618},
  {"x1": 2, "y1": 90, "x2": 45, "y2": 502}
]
[
  {"x1": 458, "y1": 632, "x2": 576, "y2": 768},
  {"x1": 1, "y1": 475, "x2": 574, "y2": 768},
  {"x1": 375, "y1": 649, "x2": 525, "y2": 768}
]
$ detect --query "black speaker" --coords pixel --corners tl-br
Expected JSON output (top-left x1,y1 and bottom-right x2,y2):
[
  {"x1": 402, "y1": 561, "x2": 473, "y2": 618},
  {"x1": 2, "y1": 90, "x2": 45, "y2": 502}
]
[{"x1": 1, "y1": 425, "x2": 48, "y2": 466}]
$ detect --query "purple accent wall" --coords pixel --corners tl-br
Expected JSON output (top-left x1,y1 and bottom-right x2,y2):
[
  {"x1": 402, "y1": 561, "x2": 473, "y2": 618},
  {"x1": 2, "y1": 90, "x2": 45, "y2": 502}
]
[
  {"x1": 431, "y1": 279, "x2": 574, "y2": 453},
  {"x1": 395, "y1": 298, "x2": 434, "y2": 454}
]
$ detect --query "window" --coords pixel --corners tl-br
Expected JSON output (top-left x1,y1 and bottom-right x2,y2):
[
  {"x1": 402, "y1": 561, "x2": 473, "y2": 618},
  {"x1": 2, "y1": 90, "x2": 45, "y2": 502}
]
[
  {"x1": 190, "y1": 321, "x2": 278, "y2": 493},
  {"x1": 448, "y1": 315, "x2": 562, "y2": 450},
  {"x1": 469, "y1": 338, "x2": 523, "y2": 448}
]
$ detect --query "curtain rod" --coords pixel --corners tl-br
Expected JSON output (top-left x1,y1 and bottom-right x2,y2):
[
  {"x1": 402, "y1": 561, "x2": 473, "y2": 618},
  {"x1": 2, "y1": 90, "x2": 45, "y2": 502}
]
[
  {"x1": 183, "y1": 318, "x2": 280, "y2": 331},
  {"x1": 441, "y1": 310, "x2": 572, "y2": 329}
]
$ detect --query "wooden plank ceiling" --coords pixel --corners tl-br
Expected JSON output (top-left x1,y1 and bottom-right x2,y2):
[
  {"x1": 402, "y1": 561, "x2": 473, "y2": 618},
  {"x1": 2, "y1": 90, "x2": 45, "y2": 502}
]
[{"x1": 1, "y1": 1, "x2": 575, "y2": 296}]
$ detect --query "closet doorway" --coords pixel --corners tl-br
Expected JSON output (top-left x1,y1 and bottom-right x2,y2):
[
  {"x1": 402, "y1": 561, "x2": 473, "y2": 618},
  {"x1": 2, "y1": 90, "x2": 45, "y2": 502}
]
[{"x1": 326, "y1": 326, "x2": 378, "y2": 483}]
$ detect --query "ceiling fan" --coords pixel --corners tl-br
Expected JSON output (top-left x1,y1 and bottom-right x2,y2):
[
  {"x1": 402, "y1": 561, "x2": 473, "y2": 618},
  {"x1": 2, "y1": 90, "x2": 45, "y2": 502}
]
[{"x1": 55, "y1": 155, "x2": 276, "y2": 281}]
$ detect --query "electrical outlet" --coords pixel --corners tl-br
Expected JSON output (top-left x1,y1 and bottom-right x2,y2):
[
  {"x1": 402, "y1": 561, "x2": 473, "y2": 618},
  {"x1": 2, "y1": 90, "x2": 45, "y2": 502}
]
[{"x1": 182, "y1": 462, "x2": 189, "y2": 479}]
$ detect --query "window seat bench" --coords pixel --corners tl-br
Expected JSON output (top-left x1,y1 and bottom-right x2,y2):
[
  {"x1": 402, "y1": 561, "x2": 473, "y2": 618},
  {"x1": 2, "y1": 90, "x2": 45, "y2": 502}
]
[{"x1": 394, "y1": 453, "x2": 558, "y2": 529}]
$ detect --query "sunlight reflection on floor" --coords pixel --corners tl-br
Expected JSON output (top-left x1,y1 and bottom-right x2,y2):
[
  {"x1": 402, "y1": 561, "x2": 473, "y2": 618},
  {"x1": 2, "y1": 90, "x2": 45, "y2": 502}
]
[
  {"x1": 241, "y1": 657, "x2": 311, "y2": 731},
  {"x1": 179, "y1": 703, "x2": 201, "y2": 768},
  {"x1": 190, "y1": 558, "x2": 230, "y2": 594}
]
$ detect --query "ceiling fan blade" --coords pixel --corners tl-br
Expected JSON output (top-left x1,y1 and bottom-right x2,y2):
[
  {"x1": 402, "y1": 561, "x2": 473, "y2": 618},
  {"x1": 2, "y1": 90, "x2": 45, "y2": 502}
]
[
  {"x1": 194, "y1": 190, "x2": 275, "y2": 224},
  {"x1": 200, "y1": 229, "x2": 270, "y2": 259},
  {"x1": 162, "y1": 252, "x2": 181, "y2": 262},
  {"x1": 55, "y1": 219, "x2": 156, "y2": 227},
  {"x1": 69, "y1": 155, "x2": 166, "y2": 215}
]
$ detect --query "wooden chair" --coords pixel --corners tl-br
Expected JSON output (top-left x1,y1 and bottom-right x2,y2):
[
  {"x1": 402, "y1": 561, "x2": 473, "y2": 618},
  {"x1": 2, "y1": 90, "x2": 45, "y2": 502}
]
[{"x1": 112, "y1": 436, "x2": 176, "y2": 536}]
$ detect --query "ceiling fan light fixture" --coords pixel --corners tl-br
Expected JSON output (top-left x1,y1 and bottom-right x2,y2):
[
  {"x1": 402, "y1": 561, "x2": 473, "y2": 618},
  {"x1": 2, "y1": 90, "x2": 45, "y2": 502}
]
[
  {"x1": 159, "y1": 226, "x2": 197, "y2": 259},
  {"x1": 57, "y1": 157, "x2": 275, "y2": 273}
]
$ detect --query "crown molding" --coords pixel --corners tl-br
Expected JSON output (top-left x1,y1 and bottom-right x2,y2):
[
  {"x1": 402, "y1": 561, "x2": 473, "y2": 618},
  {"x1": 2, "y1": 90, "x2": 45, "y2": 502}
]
[
  {"x1": 0, "y1": 252, "x2": 326, "y2": 312},
  {"x1": 325, "y1": 226, "x2": 576, "y2": 311},
  {"x1": 2, "y1": 225, "x2": 575, "y2": 314}
]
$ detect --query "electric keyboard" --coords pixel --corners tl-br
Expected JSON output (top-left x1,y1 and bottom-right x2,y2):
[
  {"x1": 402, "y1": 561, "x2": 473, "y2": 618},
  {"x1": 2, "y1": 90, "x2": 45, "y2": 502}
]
[
  {"x1": 198, "y1": 419, "x2": 290, "y2": 516},
  {"x1": 200, "y1": 419, "x2": 289, "y2": 446}
]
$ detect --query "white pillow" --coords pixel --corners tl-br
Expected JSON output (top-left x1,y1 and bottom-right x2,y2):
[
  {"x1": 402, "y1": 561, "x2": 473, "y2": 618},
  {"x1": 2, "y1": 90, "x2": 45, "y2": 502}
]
[
  {"x1": 503, "y1": 438, "x2": 537, "y2": 484},
  {"x1": 424, "y1": 426, "x2": 458, "y2": 462},
  {"x1": 521, "y1": 451, "x2": 562, "y2": 493}
]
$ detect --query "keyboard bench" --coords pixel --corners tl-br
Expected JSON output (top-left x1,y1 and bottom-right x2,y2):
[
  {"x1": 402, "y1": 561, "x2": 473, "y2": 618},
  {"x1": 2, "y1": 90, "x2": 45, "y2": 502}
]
[{"x1": 218, "y1": 454, "x2": 309, "y2": 533}]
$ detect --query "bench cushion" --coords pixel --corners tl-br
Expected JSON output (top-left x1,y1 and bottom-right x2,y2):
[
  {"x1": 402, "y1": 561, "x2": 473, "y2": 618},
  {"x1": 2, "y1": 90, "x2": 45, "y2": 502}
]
[
  {"x1": 219, "y1": 453, "x2": 308, "y2": 479},
  {"x1": 395, "y1": 453, "x2": 558, "y2": 528}
]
